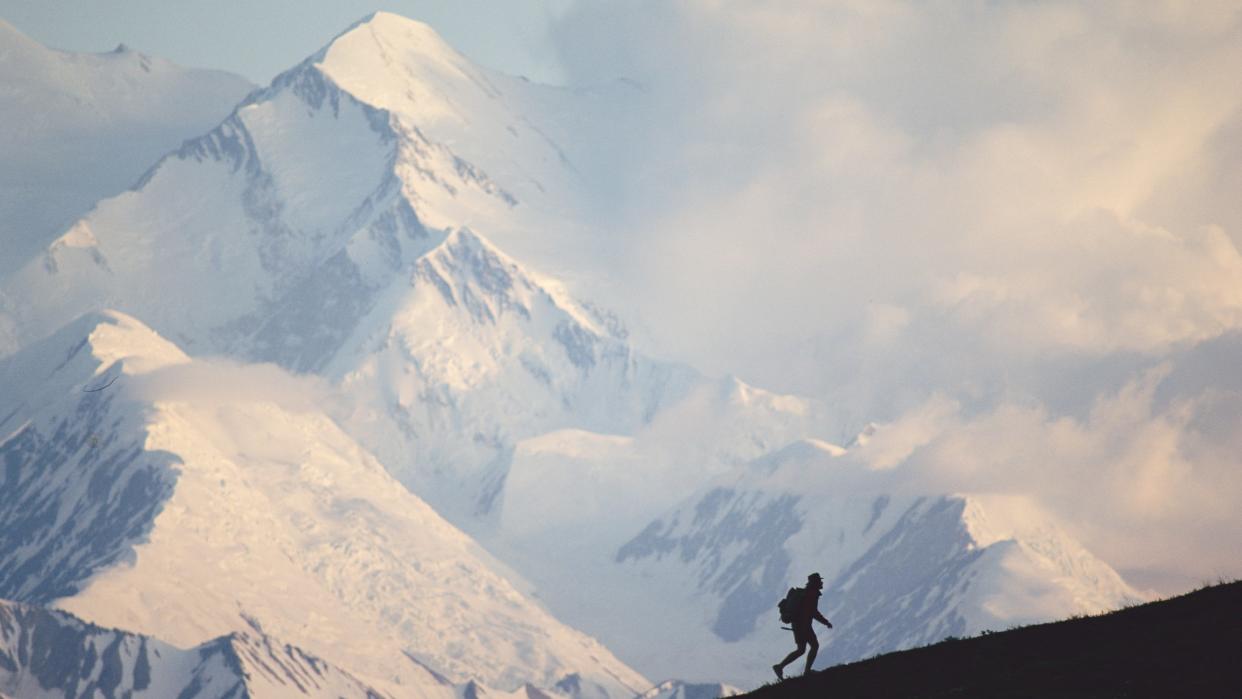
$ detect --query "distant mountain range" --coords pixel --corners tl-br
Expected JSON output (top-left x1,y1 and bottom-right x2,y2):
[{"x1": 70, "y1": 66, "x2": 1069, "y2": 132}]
[
  {"x1": 0, "y1": 599, "x2": 394, "y2": 699},
  {"x1": 0, "y1": 310, "x2": 647, "y2": 697},
  {"x1": 0, "y1": 18, "x2": 253, "y2": 280},
  {"x1": 0, "y1": 11, "x2": 1152, "y2": 695},
  {"x1": 493, "y1": 439, "x2": 1143, "y2": 686}
]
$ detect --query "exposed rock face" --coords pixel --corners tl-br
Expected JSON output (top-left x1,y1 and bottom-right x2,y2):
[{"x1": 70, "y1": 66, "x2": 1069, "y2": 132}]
[
  {"x1": 0, "y1": 311, "x2": 648, "y2": 698},
  {"x1": 601, "y1": 442, "x2": 1145, "y2": 685},
  {"x1": 0, "y1": 599, "x2": 399, "y2": 699}
]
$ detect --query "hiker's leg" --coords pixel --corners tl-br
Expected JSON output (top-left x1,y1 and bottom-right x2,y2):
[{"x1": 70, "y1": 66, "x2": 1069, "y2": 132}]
[
  {"x1": 803, "y1": 632, "x2": 819, "y2": 675},
  {"x1": 776, "y1": 640, "x2": 807, "y2": 671}
]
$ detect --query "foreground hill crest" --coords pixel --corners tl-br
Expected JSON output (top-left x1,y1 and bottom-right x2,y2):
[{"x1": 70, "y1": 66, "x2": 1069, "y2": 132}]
[{"x1": 742, "y1": 580, "x2": 1242, "y2": 698}]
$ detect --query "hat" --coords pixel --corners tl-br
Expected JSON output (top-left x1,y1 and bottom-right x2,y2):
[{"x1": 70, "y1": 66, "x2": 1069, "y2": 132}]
[{"x1": 807, "y1": 572, "x2": 824, "y2": 584}]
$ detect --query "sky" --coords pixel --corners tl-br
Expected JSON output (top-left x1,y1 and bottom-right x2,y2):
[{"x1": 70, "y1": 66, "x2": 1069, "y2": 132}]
[
  {"x1": 549, "y1": 1, "x2": 1242, "y2": 594},
  {"x1": 0, "y1": 0, "x2": 572, "y2": 84},
  {"x1": 3, "y1": 0, "x2": 1241, "y2": 594}
]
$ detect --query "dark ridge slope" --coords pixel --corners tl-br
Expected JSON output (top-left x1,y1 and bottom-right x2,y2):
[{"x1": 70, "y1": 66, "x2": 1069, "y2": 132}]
[{"x1": 743, "y1": 580, "x2": 1241, "y2": 698}]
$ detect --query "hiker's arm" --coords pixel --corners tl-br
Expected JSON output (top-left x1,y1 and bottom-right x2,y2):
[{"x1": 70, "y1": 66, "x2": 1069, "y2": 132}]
[{"x1": 815, "y1": 610, "x2": 832, "y2": 627}]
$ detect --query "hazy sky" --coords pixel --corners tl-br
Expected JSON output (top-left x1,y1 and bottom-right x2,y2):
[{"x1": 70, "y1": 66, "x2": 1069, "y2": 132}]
[
  {"x1": 0, "y1": 0, "x2": 571, "y2": 84},
  {"x1": 3, "y1": 1, "x2": 1240, "y2": 594},
  {"x1": 544, "y1": 1, "x2": 1242, "y2": 594}
]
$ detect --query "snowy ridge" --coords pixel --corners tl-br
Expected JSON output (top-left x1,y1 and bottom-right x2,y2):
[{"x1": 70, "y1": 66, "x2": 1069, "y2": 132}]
[
  {"x1": 589, "y1": 440, "x2": 1147, "y2": 687},
  {"x1": 0, "y1": 311, "x2": 185, "y2": 604},
  {"x1": 0, "y1": 11, "x2": 737, "y2": 527},
  {"x1": 0, "y1": 17, "x2": 830, "y2": 693},
  {"x1": 0, "y1": 19, "x2": 253, "y2": 281},
  {"x1": 0, "y1": 52, "x2": 401, "y2": 359},
  {"x1": 0, "y1": 15, "x2": 515, "y2": 362},
  {"x1": 0, "y1": 598, "x2": 403, "y2": 698},
  {"x1": 0, "y1": 312, "x2": 648, "y2": 697},
  {"x1": 0, "y1": 11, "x2": 830, "y2": 534},
  {"x1": 954, "y1": 495, "x2": 1142, "y2": 626},
  {"x1": 0, "y1": 11, "x2": 1153, "y2": 696},
  {"x1": 313, "y1": 11, "x2": 583, "y2": 215},
  {"x1": 486, "y1": 391, "x2": 839, "y2": 610},
  {"x1": 0, "y1": 599, "x2": 246, "y2": 699},
  {"x1": 328, "y1": 225, "x2": 707, "y2": 524},
  {"x1": 636, "y1": 680, "x2": 741, "y2": 699}
]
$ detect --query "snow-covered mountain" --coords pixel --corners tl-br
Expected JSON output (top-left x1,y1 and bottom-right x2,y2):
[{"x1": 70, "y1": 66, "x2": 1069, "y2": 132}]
[
  {"x1": 0, "y1": 311, "x2": 648, "y2": 697},
  {"x1": 0, "y1": 18, "x2": 253, "y2": 280},
  {"x1": 0, "y1": 10, "x2": 1152, "y2": 696},
  {"x1": 636, "y1": 681, "x2": 741, "y2": 699},
  {"x1": 0, "y1": 599, "x2": 399, "y2": 699},
  {"x1": 0, "y1": 11, "x2": 827, "y2": 532},
  {"x1": 546, "y1": 439, "x2": 1147, "y2": 687}
]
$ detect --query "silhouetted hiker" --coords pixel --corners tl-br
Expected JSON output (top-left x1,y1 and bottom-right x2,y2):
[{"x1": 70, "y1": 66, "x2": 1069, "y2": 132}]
[{"x1": 772, "y1": 572, "x2": 833, "y2": 680}]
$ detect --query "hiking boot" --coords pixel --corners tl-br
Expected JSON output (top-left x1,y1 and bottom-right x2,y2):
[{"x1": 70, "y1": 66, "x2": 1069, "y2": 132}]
[{"x1": 772, "y1": 664, "x2": 784, "y2": 681}]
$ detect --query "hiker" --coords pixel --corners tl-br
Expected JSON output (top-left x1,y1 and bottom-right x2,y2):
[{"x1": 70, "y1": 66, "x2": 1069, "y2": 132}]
[{"x1": 773, "y1": 572, "x2": 833, "y2": 680}]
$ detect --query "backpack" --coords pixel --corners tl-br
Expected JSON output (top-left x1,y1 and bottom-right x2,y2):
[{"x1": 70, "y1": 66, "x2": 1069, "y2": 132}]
[{"x1": 777, "y1": 586, "x2": 805, "y2": 624}]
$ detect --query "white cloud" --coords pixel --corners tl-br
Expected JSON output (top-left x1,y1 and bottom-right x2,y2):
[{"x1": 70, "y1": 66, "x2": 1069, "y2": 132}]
[
  {"x1": 124, "y1": 358, "x2": 337, "y2": 414},
  {"x1": 861, "y1": 364, "x2": 1242, "y2": 588},
  {"x1": 554, "y1": 0, "x2": 1242, "y2": 372},
  {"x1": 853, "y1": 394, "x2": 958, "y2": 471},
  {"x1": 549, "y1": 1, "x2": 1242, "y2": 588}
]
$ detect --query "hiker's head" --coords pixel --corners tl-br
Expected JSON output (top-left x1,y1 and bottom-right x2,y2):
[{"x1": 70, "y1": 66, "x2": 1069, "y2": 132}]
[{"x1": 807, "y1": 573, "x2": 823, "y2": 589}]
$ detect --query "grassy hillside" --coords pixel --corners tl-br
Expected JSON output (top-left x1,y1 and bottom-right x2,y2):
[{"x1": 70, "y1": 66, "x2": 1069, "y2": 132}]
[{"x1": 741, "y1": 580, "x2": 1241, "y2": 698}]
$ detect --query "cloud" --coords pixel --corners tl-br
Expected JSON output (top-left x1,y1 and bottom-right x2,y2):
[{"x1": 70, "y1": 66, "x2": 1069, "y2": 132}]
[
  {"x1": 852, "y1": 362, "x2": 1242, "y2": 589},
  {"x1": 548, "y1": 1, "x2": 1242, "y2": 589},
  {"x1": 124, "y1": 357, "x2": 337, "y2": 414},
  {"x1": 553, "y1": 1, "x2": 1242, "y2": 391}
]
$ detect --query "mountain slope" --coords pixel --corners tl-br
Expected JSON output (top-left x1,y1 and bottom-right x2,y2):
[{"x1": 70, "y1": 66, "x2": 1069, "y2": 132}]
[
  {"x1": 325, "y1": 225, "x2": 716, "y2": 525},
  {"x1": 743, "y1": 580, "x2": 1242, "y2": 699},
  {"x1": 0, "y1": 599, "x2": 398, "y2": 699},
  {"x1": 0, "y1": 18, "x2": 253, "y2": 279},
  {"x1": 516, "y1": 439, "x2": 1145, "y2": 688},
  {"x1": 0, "y1": 13, "x2": 1153, "y2": 696},
  {"x1": 0, "y1": 12, "x2": 828, "y2": 534},
  {"x1": 0, "y1": 16, "x2": 838, "y2": 693},
  {"x1": 310, "y1": 11, "x2": 581, "y2": 219},
  {"x1": 638, "y1": 680, "x2": 741, "y2": 699},
  {"x1": 0, "y1": 311, "x2": 648, "y2": 697}
]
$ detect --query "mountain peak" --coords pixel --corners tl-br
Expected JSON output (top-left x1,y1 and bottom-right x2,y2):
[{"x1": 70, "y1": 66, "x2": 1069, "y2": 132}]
[
  {"x1": 356, "y1": 10, "x2": 447, "y2": 40},
  {"x1": 319, "y1": 10, "x2": 467, "y2": 77},
  {"x1": 750, "y1": 438, "x2": 847, "y2": 476},
  {"x1": 1, "y1": 315, "x2": 651, "y2": 696},
  {"x1": 0, "y1": 310, "x2": 187, "y2": 413},
  {"x1": 306, "y1": 10, "x2": 500, "y2": 129},
  {"x1": 0, "y1": 18, "x2": 56, "y2": 70}
]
